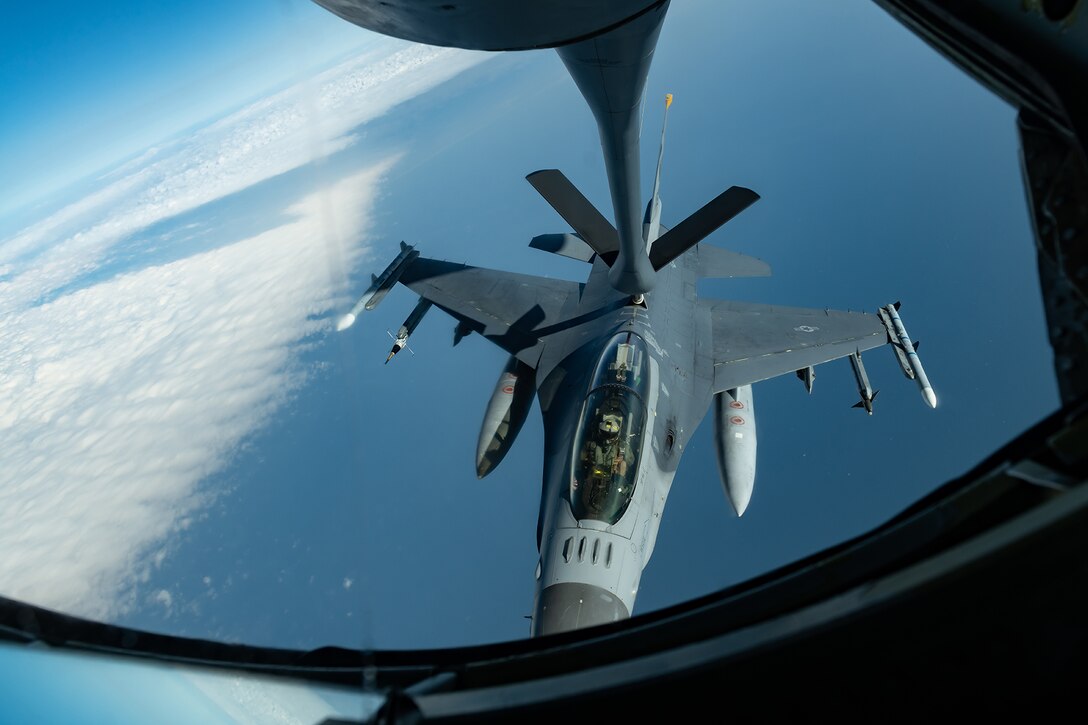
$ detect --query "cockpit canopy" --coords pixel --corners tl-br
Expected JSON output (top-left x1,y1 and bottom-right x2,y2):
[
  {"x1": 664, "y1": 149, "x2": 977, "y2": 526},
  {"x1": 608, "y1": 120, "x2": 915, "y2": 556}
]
[{"x1": 570, "y1": 333, "x2": 650, "y2": 525}]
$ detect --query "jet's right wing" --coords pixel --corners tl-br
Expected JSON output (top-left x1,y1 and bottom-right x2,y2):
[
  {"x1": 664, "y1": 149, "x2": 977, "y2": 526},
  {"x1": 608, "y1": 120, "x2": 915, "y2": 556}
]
[
  {"x1": 398, "y1": 256, "x2": 582, "y2": 368},
  {"x1": 704, "y1": 299, "x2": 888, "y2": 393}
]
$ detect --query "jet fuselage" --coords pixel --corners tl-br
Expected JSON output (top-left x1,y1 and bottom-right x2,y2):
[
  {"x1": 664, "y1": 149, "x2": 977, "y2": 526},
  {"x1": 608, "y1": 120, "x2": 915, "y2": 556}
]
[{"x1": 531, "y1": 241, "x2": 712, "y2": 635}]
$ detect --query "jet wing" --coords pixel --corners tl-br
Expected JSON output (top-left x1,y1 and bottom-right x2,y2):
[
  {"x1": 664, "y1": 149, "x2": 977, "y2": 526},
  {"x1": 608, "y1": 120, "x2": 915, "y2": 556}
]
[
  {"x1": 398, "y1": 257, "x2": 581, "y2": 367},
  {"x1": 704, "y1": 299, "x2": 888, "y2": 393}
]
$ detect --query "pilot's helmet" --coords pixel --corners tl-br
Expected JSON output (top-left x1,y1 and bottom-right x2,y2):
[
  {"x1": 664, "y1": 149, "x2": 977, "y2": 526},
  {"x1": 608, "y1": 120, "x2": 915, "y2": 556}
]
[{"x1": 599, "y1": 416, "x2": 620, "y2": 435}]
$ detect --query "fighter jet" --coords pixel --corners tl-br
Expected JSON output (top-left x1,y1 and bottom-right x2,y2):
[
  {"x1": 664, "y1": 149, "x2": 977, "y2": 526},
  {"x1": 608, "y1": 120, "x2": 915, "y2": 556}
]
[{"x1": 339, "y1": 94, "x2": 936, "y2": 636}]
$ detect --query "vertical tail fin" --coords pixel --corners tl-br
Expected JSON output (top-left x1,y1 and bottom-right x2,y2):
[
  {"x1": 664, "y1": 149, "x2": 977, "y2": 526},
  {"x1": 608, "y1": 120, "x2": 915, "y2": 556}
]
[{"x1": 644, "y1": 93, "x2": 673, "y2": 246}]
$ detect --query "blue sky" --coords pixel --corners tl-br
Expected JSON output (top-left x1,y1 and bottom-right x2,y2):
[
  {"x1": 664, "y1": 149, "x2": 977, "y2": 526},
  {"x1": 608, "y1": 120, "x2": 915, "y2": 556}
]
[
  {"x1": 1, "y1": 0, "x2": 367, "y2": 218},
  {"x1": 0, "y1": 0, "x2": 1060, "y2": 653}
]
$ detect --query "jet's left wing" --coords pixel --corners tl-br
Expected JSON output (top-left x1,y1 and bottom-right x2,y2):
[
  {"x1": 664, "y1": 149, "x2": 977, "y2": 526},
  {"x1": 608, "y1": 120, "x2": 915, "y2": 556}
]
[
  {"x1": 704, "y1": 299, "x2": 888, "y2": 393},
  {"x1": 399, "y1": 256, "x2": 581, "y2": 368}
]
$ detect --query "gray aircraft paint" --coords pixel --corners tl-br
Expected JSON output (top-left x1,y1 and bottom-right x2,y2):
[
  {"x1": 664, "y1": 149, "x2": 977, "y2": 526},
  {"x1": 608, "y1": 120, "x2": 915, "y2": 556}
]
[
  {"x1": 310, "y1": 0, "x2": 661, "y2": 51},
  {"x1": 356, "y1": 97, "x2": 931, "y2": 634},
  {"x1": 321, "y1": 0, "x2": 936, "y2": 635},
  {"x1": 336, "y1": 242, "x2": 417, "y2": 331},
  {"x1": 849, "y1": 350, "x2": 877, "y2": 415},
  {"x1": 555, "y1": 3, "x2": 669, "y2": 293},
  {"x1": 883, "y1": 303, "x2": 937, "y2": 408}
]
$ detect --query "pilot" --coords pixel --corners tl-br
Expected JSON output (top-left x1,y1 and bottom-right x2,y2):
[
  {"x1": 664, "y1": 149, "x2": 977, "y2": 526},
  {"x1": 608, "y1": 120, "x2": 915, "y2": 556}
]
[
  {"x1": 599, "y1": 416, "x2": 620, "y2": 435},
  {"x1": 590, "y1": 441, "x2": 607, "y2": 468}
]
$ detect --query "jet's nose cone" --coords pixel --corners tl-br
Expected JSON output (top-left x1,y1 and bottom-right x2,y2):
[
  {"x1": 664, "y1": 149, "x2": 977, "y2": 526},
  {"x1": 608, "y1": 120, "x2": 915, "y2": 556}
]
[{"x1": 531, "y1": 583, "x2": 630, "y2": 637}]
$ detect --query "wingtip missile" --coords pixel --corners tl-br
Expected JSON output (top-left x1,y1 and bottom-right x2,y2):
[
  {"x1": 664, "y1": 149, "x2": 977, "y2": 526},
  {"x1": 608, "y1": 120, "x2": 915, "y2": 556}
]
[
  {"x1": 365, "y1": 248, "x2": 418, "y2": 311},
  {"x1": 338, "y1": 243, "x2": 418, "y2": 327},
  {"x1": 882, "y1": 303, "x2": 937, "y2": 410},
  {"x1": 336, "y1": 313, "x2": 357, "y2": 332},
  {"x1": 922, "y1": 386, "x2": 938, "y2": 409},
  {"x1": 878, "y1": 307, "x2": 915, "y2": 380}
]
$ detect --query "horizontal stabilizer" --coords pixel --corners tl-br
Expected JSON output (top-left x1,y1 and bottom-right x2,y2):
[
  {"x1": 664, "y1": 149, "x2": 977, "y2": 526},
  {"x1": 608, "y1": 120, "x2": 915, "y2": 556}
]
[
  {"x1": 649, "y1": 186, "x2": 760, "y2": 270},
  {"x1": 529, "y1": 233, "x2": 596, "y2": 263},
  {"x1": 696, "y1": 245, "x2": 771, "y2": 279},
  {"x1": 526, "y1": 170, "x2": 619, "y2": 259}
]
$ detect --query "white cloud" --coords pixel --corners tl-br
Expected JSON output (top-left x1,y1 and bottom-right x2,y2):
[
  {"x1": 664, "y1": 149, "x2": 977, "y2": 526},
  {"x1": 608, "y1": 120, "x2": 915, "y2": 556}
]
[
  {"x1": 0, "y1": 38, "x2": 490, "y2": 622},
  {"x1": 154, "y1": 589, "x2": 174, "y2": 611},
  {"x1": 0, "y1": 42, "x2": 488, "y2": 312},
  {"x1": 0, "y1": 163, "x2": 392, "y2": 619}
]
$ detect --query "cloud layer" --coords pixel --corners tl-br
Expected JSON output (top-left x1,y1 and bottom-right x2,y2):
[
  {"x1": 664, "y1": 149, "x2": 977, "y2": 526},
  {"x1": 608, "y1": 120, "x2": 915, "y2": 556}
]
[
  {"x1": 0, "y1": 43, "x2": 487, "y2": 311},
  {"x1": 0, "y1": 164, "x2": 389, "y2": 618},
  {"x1": 0, "y1": 42, "x2": 487, "y2": 620}
]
